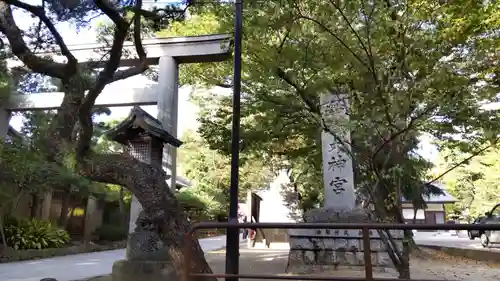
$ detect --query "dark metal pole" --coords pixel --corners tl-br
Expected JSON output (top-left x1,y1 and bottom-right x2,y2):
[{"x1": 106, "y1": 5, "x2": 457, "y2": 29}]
[{"x1": 225, "y1": 1, "x2": 243, "y2": 281}]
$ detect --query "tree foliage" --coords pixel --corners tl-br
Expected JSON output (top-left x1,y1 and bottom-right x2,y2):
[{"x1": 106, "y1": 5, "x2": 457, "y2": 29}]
[
  {"x1": 435, "y1": 146, "x2": 500, "y2": 221},
  {"x1": 0, "y1": 111, "x2": 125, "y2": 217},
  {"x1": 178, "y1": 130, "x2": 273, "y2": 219},
  {"x1": 159, "y1": 1, "x2": 499, "y2": 278}
]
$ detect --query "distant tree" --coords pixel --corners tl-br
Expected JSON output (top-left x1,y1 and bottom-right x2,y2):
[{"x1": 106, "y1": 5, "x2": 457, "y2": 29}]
[
  {"x1": 178, "y1": 130, "x2": 273, "y2": 219},
  {"x1": 435, "y1": 147, "x2": 500, "y2": 221}
]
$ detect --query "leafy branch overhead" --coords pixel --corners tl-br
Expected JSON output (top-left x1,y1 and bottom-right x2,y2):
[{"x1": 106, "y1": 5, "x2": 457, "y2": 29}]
[
  {"x1": 160, "y1": 2, "x2": 498, "y2": 278},
  {"x1": 435, "y1": 145, "x2": 500, "y2": 220},
  {"x1": 170, "y1": 0, "x2": 499, "y2": 191}
]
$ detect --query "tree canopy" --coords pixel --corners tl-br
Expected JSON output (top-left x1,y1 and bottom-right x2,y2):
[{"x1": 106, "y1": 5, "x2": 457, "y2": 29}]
[
  {"x1": 158, "y1": 1, "x2": 499, "y2": 277},
  {"x1": 161, "y1": 1, "x2": 499, "y2": 208},
  {"x1": 177, "y1": 130, "x2": 273, "y2": 219},
  {"x1": 434, "y1": 146, "x2": 500, "y2": 221}
]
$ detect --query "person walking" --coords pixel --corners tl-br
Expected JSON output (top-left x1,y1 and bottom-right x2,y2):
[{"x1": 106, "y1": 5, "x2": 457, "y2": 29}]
[{"x1": 242, "y1": 215, "x2": 248, "y2": 239}]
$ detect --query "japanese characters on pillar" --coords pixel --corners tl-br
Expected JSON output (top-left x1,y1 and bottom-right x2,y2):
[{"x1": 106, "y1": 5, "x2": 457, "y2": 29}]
[{"x1": 320, "y1": 91, "x2": 356, "y2": 210}]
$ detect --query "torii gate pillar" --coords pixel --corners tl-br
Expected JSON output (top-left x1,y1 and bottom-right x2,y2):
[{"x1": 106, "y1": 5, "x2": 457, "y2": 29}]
[{"x1": 157, "y1": 56, "x2": 179, "y2": 191}]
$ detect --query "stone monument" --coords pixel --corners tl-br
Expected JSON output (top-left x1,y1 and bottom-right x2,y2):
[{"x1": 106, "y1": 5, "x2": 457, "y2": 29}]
[
  {"x1": 287, "y1": 92, "x2": 403, "y2": 271},
  {"x1": 104, "y1": 106, "x2": 182, "y2": 281}
]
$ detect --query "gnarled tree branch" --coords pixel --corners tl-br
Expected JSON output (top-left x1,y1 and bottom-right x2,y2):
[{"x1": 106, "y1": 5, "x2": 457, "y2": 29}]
[
  {"x1": 4, "y1": 0, "x2": 78, "y2": 73},
  {"x1": 79, "y1": 151, "x2": 217, "y2": 281},
  {"x1": 77, "y1": 0, "x2": 150, "y2": 158},
  {"x1": 109, "y1": 0, "x2": 148, "y2": 82},
  {"x1": 0, "y1": 1, "x2": 73, "y2": 79},
  {"x1": 276, "y1": 68, "x2": 319, "y2": 114}
]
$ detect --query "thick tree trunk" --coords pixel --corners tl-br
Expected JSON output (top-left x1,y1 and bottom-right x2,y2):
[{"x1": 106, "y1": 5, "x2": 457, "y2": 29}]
[
  {"x1": 399, "y1": 230, "x2": 412, "y2": 279},
  {"x1": 81, "y1": 152, "x2": 217, "y2": 281},
  {"x1": 371, "y1": 185, "x2": 412, "y2": 279},
  {"x1": 58, "y1": 190, "x2": 71, "y2": 227},
  {"x1": 30, "y1": 193, "x2": 40, "y2": 219},
  {"x1": 393, "y1": 210, "x2": 413, "y2": 278}
]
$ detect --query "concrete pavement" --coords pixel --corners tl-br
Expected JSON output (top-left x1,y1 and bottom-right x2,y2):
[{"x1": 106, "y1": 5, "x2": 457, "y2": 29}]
[{"x1": 0, "y1": 235, "x2": 229, "y2": 281}]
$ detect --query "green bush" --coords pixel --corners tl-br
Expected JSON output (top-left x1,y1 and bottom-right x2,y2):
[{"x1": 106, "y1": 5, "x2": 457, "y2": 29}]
[
  {"x1": 176, "y1": 191, "x2": 207, "y2": 209},
  {"x1": 4, "y1": 217, "x2": 70, "y2": 250},
  {"x1": 176, "y1": 191, "x2": 217, "y2": 222},
  {"x1": 93, "y1": 224, "x2": 127, "y2": 241}
]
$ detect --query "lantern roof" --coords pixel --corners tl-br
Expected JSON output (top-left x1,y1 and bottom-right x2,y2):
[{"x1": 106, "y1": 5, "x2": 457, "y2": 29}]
[{"x1": 104, "y1": 106, "x2": 182, "y2": 147}]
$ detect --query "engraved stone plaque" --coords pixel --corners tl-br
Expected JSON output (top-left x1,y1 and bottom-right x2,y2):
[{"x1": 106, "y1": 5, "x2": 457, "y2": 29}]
[{"x1": 320, "y1": 93, "x2": 355, "y2": 210}]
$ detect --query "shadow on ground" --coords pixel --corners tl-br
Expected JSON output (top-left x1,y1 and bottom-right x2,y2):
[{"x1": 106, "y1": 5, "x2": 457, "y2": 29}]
[
  {"x1": 205, "y1": 249, "x2": 400, "y2": 281},
  {"x1": 85, "y1": 248, "x2": 500, "y2": 281},
  {"x1": 85, "y1": 249, "x2": 398, "y2": 281}
]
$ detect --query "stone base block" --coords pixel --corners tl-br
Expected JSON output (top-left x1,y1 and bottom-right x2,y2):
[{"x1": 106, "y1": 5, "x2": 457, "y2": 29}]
[
  {"x1": 126, "y1": 230, "x2": 169, "y2": 261},
  {"x1": 286, "y1": 207, "x2": 403, "y2": 271},
  {"x1": 286, "y1": 264, "x2": 393, "y2": 275},
  {"x1": 112, "y1": 259, "x2": 179, "y2": 281},
  {"x1": 287, "y1": 249, "x2": 393, "y2": 268}
]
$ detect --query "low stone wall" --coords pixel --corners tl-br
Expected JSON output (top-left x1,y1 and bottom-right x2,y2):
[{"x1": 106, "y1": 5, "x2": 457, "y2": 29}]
[
  {"x1": 288, "y1": 229, "x2": 403, "y2": 268},
  {"x1": 0, "y1": 241, "x2": 126, "y2": 263},
  {"x1": 287, "y1": 207, "x2": 404, "y2": 270}
]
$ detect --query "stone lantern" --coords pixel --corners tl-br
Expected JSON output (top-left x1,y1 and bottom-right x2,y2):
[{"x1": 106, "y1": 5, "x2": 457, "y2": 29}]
[
  {"x1": 105, "y1": 105, "x2": 182, "y2": 167},
  {"x1": 104, "y1": 106, "x2": 182, "y2": 281}
]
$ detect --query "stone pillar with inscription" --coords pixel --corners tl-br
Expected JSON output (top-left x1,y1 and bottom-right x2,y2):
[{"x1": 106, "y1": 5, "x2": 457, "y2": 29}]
[
  {"x1": 104, "y1": 106, "x2": 183, "y2": 281},
  {"x1": 320, "y1": 93, "x2": 356, "y2": 210},
  {"x1": 287, "y1": 92, "x2": 403, "y2": 272}
]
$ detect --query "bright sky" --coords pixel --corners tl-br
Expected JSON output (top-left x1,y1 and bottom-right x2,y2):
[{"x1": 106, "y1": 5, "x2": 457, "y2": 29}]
[
  {"x1": 9, "y1": 0, "x2": 201, "y2": 138},
  {"x1": 7, "y1": 0, "x2": 440, "y2": 162}
]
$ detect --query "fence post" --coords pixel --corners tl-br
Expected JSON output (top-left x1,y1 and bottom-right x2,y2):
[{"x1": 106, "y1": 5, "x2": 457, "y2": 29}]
[{"x1": 362, "y1": 227, "x2": 373, "y2": 281}]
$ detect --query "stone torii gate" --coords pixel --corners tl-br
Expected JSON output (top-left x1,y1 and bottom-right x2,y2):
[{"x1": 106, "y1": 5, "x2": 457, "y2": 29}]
[{"x1": 0, "y1": 33, "x2": 231, "y2": 235}]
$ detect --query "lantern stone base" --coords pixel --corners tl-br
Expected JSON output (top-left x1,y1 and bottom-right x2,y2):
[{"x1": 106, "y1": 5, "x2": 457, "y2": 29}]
[
  {"x1": 286, "y1": 208, "x2": 403, "y2": 272},
  {"x1": 113, "y1": 221, "x2": 178, "y2": 281},
  {"x1": 111, "y1": 259, "x2": 179, "y2": 281}
]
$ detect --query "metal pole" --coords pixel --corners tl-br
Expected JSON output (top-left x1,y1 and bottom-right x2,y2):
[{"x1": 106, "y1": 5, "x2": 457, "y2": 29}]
[{"x1": 225, "y1": 1, "x2": 243, "y2": 281}]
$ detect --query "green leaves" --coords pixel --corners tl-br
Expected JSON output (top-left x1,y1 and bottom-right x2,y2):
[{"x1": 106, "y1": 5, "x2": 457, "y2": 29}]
[
  {"x1": 435, "y1": 146, "x2": 500, "y2": 220},
  {"x1": 3, "y1": 217, "x2": 70, "y2": 250},
  {"x1": 0, "y1": 113, "x2": 127, "y2": 208},
  {"x1": 178, "y1": 130, "x2": 273, "y2": 217},
  {"x1": 0, "y1": 53, "x2": 12, "y2": 104},
  {"x1": 157, "y1": 1, "x2": 499, "y2": 221}
]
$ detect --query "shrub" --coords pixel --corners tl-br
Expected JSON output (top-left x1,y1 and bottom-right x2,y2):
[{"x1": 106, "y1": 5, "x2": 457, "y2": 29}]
[
  {"x1": 176, "y1": 191, "x2": 207, "y2": 209},
  {"x1": 176, "y1": 191, "x2": 210, "y2": 221},
  {"x1": 4, "y1": 217, "x2": 70, "y2": 250},
  {"x1": 93, "y1": 224, "x2": 128, "y2": 242}
]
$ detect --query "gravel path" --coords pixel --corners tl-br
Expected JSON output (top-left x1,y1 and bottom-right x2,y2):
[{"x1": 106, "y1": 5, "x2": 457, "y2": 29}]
[
  {"x1": 207, "y1": 248, "x2": 500, "y2": 281},
  {"x1": 84, "y1": 247, "x2": 500, "y2": 281},
  {"x1": 412, "y1": 248, "x2": 500, "y2": 281}
]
